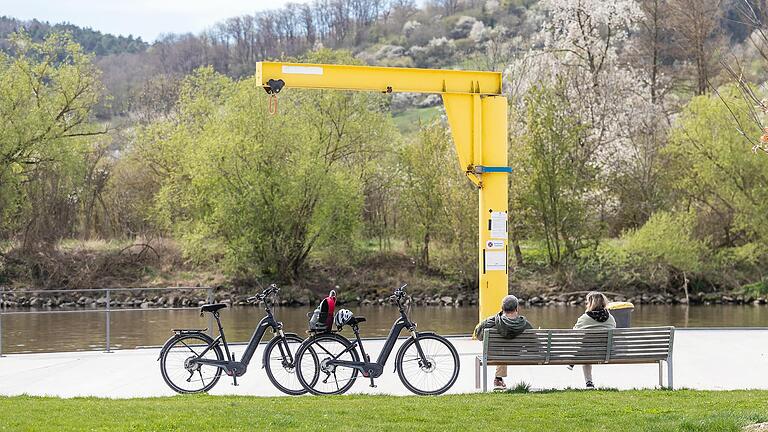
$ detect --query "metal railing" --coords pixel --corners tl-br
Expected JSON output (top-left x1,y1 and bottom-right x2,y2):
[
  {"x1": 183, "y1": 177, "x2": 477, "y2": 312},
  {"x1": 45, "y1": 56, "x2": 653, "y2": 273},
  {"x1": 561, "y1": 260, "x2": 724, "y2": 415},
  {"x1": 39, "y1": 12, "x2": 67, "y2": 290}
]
[{"x1": 0, "y1": 286, "x2": 214, "y2": 356}]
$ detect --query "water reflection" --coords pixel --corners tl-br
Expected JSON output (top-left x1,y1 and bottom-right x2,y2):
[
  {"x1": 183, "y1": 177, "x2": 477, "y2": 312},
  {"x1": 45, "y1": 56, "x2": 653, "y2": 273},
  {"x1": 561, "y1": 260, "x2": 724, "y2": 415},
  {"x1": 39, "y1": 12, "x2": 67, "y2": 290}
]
[{"x1": 2, "y1": 304, "x2": 767, "y2": 354}]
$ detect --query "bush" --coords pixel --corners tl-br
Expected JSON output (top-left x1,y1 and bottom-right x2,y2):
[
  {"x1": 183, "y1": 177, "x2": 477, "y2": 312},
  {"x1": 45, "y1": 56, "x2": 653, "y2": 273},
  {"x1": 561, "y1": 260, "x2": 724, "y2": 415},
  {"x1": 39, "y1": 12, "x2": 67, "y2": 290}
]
[
  {"x1": 741, "y1": 280, "x2": 768, "y2": 296},
  {"x1": 623, "y1": 211, "x2": 706, "y2": 274}
]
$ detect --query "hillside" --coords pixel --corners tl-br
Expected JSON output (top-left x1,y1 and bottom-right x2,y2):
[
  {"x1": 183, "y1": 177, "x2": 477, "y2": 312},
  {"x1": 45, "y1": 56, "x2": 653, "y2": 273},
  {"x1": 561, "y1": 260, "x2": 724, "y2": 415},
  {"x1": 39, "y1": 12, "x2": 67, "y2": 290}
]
[
  {"x1": 0, "y1": 16, "x2": 147, "y2": 55},
  {"x1": 4, "y1": 0, "x2": 768, "y2": 303}
]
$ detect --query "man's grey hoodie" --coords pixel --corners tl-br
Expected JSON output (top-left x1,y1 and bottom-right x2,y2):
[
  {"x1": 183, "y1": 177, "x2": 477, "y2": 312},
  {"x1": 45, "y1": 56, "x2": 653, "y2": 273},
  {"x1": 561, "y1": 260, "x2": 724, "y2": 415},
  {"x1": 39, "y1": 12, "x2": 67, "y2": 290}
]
[{"x1": 474, "y1": 312, "x2": 534, "y2": 340}]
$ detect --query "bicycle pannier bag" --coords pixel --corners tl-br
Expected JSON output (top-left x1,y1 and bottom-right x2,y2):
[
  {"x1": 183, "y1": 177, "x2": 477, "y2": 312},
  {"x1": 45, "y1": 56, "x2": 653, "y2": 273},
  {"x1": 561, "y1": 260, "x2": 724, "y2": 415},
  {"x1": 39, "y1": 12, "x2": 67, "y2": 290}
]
[{"x1": 308, "y1": 289, "x2": 337, "y2": 331}]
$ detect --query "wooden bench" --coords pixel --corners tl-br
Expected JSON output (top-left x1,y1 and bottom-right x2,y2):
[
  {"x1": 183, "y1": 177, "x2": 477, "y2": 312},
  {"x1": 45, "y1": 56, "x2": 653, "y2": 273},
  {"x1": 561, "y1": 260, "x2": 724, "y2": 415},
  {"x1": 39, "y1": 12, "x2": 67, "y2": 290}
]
[{"x1": 475, "y1": 326, "x2": 675, "y2": 392}]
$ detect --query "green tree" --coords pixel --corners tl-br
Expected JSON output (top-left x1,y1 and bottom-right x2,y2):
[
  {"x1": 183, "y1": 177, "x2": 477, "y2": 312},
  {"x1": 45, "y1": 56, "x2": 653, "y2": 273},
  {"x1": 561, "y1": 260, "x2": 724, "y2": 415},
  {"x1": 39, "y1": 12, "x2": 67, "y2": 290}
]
[
  {"x1": 666, "y1": 86, "x2": 768, "y2": 247},
  {"x1": 623, "y1": 211, "x2": 706, "y2": 302},
  {"x1": 513, "y1": 83, "x2": 595, "y2": 266},
  {"x1": 398, "y1": 121, "x2": 476, "y2": 281},
  {"x1": 141, "y1": 64, "x2": 399, "y2": 280},
  {"x1": 398, "y1": 122, "x2": 451, "y2": 267},
  {"x1": 0, "y1": 32, "x2": 104, "y2": 243}
]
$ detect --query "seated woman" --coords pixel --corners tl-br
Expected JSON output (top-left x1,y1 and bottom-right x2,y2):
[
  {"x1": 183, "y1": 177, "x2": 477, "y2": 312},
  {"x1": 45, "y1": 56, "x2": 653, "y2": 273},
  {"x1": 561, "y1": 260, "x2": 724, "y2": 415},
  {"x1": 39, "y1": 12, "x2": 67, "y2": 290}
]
[{"x1": 572, "y1": 291, "x2": 616, "y2": 389}]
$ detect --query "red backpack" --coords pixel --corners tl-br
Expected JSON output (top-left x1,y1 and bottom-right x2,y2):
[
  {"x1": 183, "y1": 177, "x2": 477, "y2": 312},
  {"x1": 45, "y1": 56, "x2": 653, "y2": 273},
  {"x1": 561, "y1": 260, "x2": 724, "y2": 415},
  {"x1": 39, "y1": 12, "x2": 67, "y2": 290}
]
[{"x1": 308, "y1": 290, "x2": 337, "y2": 331}]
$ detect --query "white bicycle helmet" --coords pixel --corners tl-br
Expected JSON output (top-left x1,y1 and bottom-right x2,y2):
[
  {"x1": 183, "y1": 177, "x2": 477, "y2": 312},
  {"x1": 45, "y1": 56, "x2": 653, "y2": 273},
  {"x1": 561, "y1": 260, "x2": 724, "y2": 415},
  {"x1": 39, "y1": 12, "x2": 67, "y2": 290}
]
[{"x1": 334, "y1": 309, "x2": 354, "y2": 328}]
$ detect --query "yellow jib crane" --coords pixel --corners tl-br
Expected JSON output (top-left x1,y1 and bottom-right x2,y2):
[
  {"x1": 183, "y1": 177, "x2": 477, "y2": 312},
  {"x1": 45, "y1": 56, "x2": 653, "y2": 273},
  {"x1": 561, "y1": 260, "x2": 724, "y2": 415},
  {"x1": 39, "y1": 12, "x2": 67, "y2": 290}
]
[{"x1": 256, "y1": 61, "x2": 509, "y2": 321}]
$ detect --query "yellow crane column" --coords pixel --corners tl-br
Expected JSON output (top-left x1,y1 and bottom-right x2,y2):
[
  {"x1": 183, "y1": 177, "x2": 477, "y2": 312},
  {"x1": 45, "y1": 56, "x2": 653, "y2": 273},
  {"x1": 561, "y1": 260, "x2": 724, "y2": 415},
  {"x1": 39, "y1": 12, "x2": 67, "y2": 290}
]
[
  {"x1": 444, "y1": 94, "x2": 509, "y2": 321},
  {"x1": 256, "y1": 62, "x2": 510, "y2": 321}
]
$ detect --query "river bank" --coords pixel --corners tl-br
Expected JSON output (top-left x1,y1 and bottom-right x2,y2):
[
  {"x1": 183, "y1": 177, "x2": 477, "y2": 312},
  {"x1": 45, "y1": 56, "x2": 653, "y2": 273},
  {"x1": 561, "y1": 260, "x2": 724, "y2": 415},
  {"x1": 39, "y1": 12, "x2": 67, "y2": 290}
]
[
  {"x1": 2, "y1": 239, "x2": 766, "y2": 310},
  {"x1": 1, "y1": 288, "x2": 766, "y2": 310}
]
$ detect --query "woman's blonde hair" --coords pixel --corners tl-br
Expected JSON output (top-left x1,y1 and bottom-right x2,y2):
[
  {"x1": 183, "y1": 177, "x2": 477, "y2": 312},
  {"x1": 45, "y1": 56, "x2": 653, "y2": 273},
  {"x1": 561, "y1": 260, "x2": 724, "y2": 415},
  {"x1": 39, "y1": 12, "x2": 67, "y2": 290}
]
[{"x1": 585, "y1": 291, "x2": 609, "y2": 312}]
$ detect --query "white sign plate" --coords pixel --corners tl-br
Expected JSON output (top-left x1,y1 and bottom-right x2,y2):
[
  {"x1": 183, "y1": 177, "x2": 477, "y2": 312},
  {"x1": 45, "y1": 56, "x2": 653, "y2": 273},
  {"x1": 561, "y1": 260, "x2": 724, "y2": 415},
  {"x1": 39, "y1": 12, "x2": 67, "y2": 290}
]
[
  {"x1": 490, "y1": 211, "x2": 508, "y2": 239},
  {"x1": 282, "y1": 66, "x2": 324, "y2": 75},
  {"x1": 485, "y1": 250, "x2": 507, "y2": 272}
]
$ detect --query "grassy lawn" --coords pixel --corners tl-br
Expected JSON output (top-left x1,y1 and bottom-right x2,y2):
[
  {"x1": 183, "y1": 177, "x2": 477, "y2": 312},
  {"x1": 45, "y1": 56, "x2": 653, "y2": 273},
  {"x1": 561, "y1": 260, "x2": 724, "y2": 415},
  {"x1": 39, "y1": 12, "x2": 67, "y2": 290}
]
[
  {"x1": 392, "y1": 106, "x2": 441, "y2": 134},
  {"x1": 0, "y1": 390, "x2": 766, "y2": 431}
]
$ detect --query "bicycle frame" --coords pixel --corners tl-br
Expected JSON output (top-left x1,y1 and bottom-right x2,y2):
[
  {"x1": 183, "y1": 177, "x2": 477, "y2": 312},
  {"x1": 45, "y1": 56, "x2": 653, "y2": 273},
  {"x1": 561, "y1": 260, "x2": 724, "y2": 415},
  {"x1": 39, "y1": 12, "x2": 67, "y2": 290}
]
[
  {"x1": 188, "y1": 306, "x2": 285, "y2": 376},
  {"x1": 325, "y1": 299, "x2": 428, "y2": 379}
]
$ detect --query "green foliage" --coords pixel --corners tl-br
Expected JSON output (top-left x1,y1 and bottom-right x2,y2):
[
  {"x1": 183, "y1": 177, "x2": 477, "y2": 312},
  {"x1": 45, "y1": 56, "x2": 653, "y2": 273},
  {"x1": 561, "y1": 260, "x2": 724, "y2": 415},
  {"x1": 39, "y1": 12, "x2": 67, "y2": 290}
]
[
  {"x1": 392, "y1": 107, "x2": 442, "y2": 134},
  {"x1": 623, "y1": 211, "x2": 706, "y2": 274},
  {"x1": 508, "y1": 381, "x2": 532, "y2": 393},
  {"x1": 0, "y1": 32, "x2": 103, "y2": 242},
  {"x1": 398, "y1": 121, "x2": 476, "y2": 280},
  {"x1": 741, "y1": 280, "x2": 768, "y2": 297},
  {"x1": 666, "y1": 86, "x2": 768, "y2": 245},
  {"x1": 0, "y1": 17, "x2": 148, "y2": 56},
  {"x1": 143, "y1": 65, "x2": 399, "y2": 280},
  {"x1": 512, "y1": 83, "x2": 595, "y2": 266}
]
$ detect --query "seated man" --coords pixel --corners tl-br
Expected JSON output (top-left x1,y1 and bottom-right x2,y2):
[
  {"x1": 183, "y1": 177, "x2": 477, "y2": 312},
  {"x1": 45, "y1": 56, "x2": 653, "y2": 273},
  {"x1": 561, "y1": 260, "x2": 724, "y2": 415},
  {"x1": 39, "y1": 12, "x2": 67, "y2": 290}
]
[{"x1": 474, "y1": 294, "x2": 534, "y2": 390}]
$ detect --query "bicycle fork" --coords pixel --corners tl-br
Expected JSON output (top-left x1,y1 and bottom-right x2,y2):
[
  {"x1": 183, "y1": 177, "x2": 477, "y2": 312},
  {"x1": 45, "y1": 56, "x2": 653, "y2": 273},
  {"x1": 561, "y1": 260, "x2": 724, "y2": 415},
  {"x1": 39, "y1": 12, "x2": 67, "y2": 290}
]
[{"x1": 409, "y1": 330, "x2": 432, "y2": 369}]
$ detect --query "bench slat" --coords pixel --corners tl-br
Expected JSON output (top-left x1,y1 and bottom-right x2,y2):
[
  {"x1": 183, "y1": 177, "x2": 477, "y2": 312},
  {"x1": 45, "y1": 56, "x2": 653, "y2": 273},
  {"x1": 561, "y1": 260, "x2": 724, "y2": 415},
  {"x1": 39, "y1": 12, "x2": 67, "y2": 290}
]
[
  {"x1": 482, "y1": 327, "x2": 674, "y2": 369},
  {"x1": 613, "y1": 344, "x2": 670, "y2": 349}
]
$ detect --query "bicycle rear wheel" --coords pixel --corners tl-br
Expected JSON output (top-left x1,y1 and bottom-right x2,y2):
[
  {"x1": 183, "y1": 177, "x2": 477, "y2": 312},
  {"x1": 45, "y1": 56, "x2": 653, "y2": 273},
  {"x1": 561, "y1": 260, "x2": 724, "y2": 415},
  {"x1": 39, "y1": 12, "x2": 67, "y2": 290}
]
[
  {"x1": 295, "y1": 333, "x2": 359, "y2": 395},
  {"x1": 264, "y1": 334, "x2": 316, "y2": 396},
  {"x1": 396, "y1": 333, "x2": 460, "y2": 395},
  {"x1": 160, "y1": 333, "x2": 224, "y2": 394}
]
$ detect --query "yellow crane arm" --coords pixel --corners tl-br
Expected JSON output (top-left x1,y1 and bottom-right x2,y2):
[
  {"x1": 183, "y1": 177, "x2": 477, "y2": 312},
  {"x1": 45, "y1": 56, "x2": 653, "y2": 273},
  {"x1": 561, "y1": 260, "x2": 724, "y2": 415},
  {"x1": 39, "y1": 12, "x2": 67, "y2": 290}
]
[
  {"x1": 256, "y1": 61, "x2": 502, "y2": 95},
  {"x1": 255, "y1": 61, "x2": 510, "y2": 322}
]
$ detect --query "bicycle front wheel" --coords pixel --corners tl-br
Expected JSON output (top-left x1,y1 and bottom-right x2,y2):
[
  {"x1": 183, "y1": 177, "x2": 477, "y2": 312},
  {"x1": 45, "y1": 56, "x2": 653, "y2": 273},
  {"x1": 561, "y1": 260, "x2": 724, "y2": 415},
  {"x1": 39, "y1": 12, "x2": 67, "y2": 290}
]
[
  {"x1": 396, "y1": 333, "x2": 460, "y2": 395},
  {"x1": 264, "y1": 334, "x2": 315, "y2": 396},
  {"x1": 160, "y1": 333, "x2": 224, "y2": 394},
  {"x1": 295, "y1": 333, "x2": 359, "y2": 395}
]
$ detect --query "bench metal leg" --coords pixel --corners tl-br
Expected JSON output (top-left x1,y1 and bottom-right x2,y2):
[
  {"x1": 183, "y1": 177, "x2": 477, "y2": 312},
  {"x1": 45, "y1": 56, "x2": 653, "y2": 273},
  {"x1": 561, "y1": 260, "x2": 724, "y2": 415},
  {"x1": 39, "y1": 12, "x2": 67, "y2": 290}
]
[
  {"x1": 482, "y1": 357, "x2": 488, "y2": 393},
  {"x1": 658, "y1": 361, "x2": 663, "y2": 388},
  {"x1": 475, "y1": 356, "x2": 481, "y2": 389},
  {"x1": 667, "y1": 357, "x2": 674, "y2": 390}
]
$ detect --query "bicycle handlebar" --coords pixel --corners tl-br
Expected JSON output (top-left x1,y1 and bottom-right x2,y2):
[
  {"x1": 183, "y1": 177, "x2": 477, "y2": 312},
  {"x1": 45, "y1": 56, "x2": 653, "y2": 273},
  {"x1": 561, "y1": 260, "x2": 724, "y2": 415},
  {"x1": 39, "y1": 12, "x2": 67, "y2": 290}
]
[
  {"x1": 390, "y1": 284, "x2": 409, "y2": 304},
  {"x1": 248, "y1": 284, "x2": 280, "y2": 303}
]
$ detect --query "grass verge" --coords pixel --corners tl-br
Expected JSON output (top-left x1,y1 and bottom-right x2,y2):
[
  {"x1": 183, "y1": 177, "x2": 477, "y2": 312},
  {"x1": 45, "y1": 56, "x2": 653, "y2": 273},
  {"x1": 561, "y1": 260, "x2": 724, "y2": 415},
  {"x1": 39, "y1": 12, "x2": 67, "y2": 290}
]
[{"x1": 0, "y1": 390, "x2": 766, "y2": 431}]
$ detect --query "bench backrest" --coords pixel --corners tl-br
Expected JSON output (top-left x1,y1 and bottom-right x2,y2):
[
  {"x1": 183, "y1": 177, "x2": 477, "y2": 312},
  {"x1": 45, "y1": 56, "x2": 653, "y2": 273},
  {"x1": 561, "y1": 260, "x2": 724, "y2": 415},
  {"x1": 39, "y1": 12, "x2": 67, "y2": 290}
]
[{"x1": 483, "y1": 326, "x2": 674, "y2": 365}]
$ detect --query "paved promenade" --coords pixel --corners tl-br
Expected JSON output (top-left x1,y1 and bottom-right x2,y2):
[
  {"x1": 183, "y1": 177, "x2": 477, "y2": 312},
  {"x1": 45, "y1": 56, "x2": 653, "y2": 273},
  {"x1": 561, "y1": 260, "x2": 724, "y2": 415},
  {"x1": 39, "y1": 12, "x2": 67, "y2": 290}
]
[{"x1": 0, "y1": 329, "x2": 766, "y2": 398}]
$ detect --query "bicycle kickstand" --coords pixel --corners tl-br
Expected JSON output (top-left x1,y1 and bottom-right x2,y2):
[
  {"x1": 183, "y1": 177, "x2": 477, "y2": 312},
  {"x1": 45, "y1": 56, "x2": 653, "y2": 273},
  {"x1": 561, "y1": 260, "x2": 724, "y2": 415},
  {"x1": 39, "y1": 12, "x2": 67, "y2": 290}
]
[{"x1": 369, "y1": 377, "x2": 376, "y2": 388}]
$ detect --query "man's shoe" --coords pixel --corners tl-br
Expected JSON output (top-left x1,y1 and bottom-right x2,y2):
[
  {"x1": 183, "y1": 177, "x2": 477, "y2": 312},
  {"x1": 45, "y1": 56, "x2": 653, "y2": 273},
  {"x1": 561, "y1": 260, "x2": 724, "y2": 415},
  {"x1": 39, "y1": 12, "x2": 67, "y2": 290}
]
[
  {"x1": 585, "y1": 381, "x2": 595, "y2": 389},
  {"x1": 493, "y1": 377, "x2": 507, "y2": 391}
]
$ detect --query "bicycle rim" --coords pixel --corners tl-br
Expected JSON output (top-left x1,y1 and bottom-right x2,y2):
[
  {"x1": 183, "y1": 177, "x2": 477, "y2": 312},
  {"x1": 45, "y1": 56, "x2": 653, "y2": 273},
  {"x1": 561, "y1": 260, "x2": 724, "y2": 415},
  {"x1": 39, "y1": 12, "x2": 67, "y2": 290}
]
[
  {"x1": 296, "y1": 334, "x2": 359, "y2": 395},
  {"x1": 160, "y1": 334, "x2": 223, "y2": 394},
  {"x1": 397, "y1": 334, "x2": 460, "y2": 395},
  {"x1": 264, "y1": 334, "x2": 314, "y2": 396}
]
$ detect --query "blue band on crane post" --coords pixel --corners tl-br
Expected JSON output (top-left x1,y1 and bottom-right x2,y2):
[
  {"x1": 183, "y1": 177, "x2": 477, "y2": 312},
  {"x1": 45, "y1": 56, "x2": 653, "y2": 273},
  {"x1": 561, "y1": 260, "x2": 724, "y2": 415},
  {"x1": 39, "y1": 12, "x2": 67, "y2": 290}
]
[{"x1": 473, "y1": 165, "x2": 513, "y2": 174}]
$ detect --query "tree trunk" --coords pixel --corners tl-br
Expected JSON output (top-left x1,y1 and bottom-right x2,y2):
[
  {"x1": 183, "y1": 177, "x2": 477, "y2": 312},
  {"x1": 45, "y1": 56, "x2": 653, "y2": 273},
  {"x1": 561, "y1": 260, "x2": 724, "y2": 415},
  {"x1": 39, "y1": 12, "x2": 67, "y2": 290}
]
[{"x1": 511, "y1": 232, "x2": 524, "y2": 267}]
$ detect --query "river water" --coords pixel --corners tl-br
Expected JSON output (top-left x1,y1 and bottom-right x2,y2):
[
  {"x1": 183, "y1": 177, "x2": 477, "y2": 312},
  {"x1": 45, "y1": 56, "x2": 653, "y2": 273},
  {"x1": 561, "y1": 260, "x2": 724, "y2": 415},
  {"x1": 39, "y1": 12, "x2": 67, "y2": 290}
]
[{"x1": 2, "y1": 304, "x2": 767, "y2": 354}]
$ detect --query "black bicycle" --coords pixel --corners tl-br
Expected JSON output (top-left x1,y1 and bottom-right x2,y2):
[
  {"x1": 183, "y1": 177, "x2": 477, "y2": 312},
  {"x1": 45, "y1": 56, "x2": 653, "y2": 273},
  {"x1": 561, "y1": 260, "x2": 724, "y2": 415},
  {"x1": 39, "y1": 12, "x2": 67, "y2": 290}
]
[
  {"x1": 158, "y1": 284, "x2": 315, "y2": 395},
  {"x1": 294, "y1": 285, "x2": 460, "y2": 396}
]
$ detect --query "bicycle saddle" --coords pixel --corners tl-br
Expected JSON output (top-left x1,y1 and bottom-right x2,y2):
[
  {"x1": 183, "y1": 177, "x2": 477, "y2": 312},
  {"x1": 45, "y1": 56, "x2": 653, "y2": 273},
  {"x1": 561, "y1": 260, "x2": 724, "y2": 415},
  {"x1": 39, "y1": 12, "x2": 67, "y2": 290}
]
[
  {"x1": 200, "y1": 303, "x2": 227, "y2": 313},
  {"x1": 350, "y1": 316, "x2": 366, "y2": 325}
]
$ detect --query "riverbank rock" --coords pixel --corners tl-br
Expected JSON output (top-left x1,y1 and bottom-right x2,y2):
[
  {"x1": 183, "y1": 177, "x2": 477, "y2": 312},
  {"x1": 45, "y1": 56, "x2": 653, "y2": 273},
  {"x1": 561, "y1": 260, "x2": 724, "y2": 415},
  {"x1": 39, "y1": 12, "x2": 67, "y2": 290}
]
[{"x1": 1, "y1": 286, "x2": 767, "y2": 310}]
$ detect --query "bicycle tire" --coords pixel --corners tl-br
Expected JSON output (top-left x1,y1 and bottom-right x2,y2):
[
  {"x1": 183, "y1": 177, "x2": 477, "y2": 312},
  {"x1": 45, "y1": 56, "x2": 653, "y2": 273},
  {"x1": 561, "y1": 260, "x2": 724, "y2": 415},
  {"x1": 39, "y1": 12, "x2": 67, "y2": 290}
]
[
  {"x1": 263, "y1": 333, "x2": 315, "y2": 396},
  {"x1": 160, "y1": 332, "x2": 224, "y2": 394},
  {"x1": 295, "y1": 332, "x2": 359, "y2": 395},
  {"x1": 396, "y1": 333, "x2": 460, "y2": 396}
]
